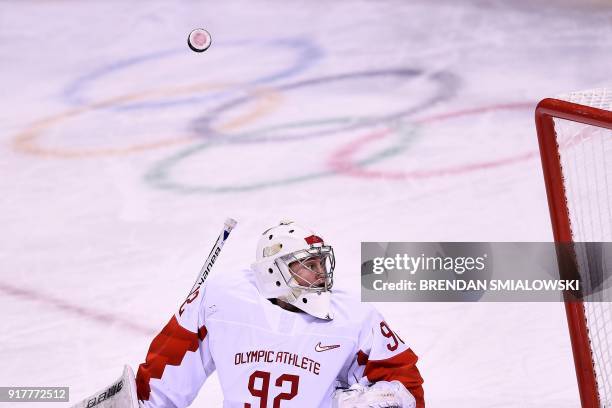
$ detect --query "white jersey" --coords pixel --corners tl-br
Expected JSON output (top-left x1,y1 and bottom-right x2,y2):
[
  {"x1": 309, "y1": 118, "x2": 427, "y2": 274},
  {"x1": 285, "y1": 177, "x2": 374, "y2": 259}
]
[{"x1": 136, "y1": 269, "x2": 424, "y2": 408}]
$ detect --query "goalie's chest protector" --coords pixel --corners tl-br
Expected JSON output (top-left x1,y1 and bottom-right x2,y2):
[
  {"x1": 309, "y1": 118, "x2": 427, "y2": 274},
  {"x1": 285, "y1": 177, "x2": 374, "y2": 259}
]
[{"x1": 203, "y1": 270, "x2": 362, "y2": 407}]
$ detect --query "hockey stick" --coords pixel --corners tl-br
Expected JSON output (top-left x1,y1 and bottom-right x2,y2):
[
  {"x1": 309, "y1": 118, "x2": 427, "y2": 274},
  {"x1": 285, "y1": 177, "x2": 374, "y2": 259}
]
[
  {"x1": 179, "y1": 217, "x2": 237, "y2": 315},
  {"x1": 70, "y1": 218, "x2": 237, "y2": 408}
]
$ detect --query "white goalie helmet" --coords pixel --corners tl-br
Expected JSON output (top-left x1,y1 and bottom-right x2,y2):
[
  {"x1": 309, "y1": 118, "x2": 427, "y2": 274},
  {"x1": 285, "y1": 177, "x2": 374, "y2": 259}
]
[{"x1": 251, "y1": 221, "x2": 335, "y2": 320}]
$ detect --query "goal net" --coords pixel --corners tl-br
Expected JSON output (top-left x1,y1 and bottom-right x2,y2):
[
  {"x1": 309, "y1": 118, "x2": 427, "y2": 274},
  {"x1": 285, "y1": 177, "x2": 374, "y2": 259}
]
[{"x1": 536, "y1": 87, "x2": 612, "y2": 408}]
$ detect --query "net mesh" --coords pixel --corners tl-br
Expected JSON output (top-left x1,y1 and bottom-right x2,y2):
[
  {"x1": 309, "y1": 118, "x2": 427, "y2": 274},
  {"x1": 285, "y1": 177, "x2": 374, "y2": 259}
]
[{"x1": 553, "y1": 87, "x2": 612, "y2": 406}]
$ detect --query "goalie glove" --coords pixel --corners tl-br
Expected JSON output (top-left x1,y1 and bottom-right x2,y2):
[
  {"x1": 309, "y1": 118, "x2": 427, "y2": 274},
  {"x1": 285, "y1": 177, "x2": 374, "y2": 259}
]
[{"x1": 332, "y1": 380, "x2": 417, "y2": 408}]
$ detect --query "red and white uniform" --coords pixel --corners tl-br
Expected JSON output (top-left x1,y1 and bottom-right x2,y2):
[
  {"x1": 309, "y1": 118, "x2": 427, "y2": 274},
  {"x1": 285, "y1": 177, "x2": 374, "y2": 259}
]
[{"x1": 136, "y1": 269, "x2": 424, "y2": 407}]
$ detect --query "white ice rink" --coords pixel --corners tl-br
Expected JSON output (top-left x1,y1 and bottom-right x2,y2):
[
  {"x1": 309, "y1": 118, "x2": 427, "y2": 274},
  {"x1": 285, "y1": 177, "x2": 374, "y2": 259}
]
[{"x1": 2, "y1": 1, "x2": 612, "y2": 406}]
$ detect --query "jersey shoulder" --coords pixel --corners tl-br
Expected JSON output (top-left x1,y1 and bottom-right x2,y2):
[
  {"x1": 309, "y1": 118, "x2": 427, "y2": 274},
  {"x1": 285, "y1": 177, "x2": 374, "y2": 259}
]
[
  {"x1": 204, "y1": 267, "x2": 257, "y2": 295},
  {"x1": 200, "y1": 268, "x2": 263, "y2": 318},
  {"x1": 330, "y1": 288, "x2": 380, "y2": 327},
  {"x1": 203, "y1": 267, "x2": 259, "y2": 302}
]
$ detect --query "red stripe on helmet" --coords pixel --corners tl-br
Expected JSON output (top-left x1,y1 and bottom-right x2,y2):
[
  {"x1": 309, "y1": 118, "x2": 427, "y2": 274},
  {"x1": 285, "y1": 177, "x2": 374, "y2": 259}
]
[{"x1": 305, "y1": 235, "x2": 324, "y2": 245}]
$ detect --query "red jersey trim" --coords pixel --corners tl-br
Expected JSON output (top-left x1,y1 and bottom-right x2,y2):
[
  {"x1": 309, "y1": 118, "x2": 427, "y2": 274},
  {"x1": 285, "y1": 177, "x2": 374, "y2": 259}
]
[
  {"x1": 198, "y1": 326, "x2": 208, "y2": 341},
  {"x1": 357, "y1": 350, "x2": 369, "y2": 366},
  {"x1": 136, "y1": 316, "x2": 207, "y2": 401},
  {"x1": 359, "y1": 348, "x2": 425, "y2": 408}
]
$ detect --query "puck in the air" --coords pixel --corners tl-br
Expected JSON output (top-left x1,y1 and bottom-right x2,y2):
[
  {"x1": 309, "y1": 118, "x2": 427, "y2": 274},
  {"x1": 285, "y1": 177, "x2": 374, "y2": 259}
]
[{"x1": 188, "y1": 29, "x2": 212, "y2": 53}]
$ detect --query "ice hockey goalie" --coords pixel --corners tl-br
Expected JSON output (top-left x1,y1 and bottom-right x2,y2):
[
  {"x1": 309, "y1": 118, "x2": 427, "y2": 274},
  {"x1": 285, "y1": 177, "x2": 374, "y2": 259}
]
[{"x1": 136, "y1": 221, "x2": 425, "y2": 407}]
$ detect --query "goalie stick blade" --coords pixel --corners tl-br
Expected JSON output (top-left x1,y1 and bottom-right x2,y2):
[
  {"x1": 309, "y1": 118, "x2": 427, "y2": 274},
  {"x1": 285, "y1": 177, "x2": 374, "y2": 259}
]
[{"x1": 70, "y1": 365, "x2": 138, "y2": 408}]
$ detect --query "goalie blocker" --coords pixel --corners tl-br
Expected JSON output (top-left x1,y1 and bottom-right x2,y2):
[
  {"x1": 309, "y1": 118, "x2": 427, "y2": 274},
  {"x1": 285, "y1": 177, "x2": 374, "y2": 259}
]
[{"x1": 70, "y1": 366, "x2": 138, "y2": 408}]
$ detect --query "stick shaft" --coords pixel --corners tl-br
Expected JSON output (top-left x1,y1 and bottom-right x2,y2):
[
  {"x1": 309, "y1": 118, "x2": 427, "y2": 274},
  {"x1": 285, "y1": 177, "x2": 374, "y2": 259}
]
[
  {"x1": 179, "y1": 218, "x2": 237, "y2": 315},
  {"x1": 190, "y1": 217, "x2": 237, "y2": 293}
]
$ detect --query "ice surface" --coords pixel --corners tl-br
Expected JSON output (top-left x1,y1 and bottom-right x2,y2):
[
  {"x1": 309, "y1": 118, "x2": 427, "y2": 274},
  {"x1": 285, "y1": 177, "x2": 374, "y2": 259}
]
[{"x1": 2, "y1": 0, "x2": 612, "y2": 406}]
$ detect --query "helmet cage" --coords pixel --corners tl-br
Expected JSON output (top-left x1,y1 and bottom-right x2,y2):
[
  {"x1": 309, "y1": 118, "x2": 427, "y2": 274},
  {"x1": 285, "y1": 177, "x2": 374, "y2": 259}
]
[{"x1": 275, "y1": 246, "x2": 334, "y2": 292}]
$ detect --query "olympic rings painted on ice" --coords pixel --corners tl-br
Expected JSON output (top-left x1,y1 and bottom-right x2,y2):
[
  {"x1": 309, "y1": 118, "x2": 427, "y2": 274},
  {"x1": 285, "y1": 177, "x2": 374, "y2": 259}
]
[
  {"x1": 327, "y1": 102, "x2": 537, "y2": 180},
  {"x1": 143, "y1": 68, "x2": 459, "y2": 193},
  {"x1": 61, "y1": 37, "x2": 322, "y2": 111},
  {"x1": 190, "y1": 69, "x2": 459, "y2": 143},
  {"x1": 13, "y1": 83, "x2": 282, "y2": 158},
  {"x1": 144, "y1": 118, "x2": 418, "y2": 194}
]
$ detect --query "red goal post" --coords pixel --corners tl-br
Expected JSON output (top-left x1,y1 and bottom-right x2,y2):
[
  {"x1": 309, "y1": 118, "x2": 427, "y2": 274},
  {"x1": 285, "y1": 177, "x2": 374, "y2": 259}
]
[{"x1": 535, "y1": 90, "x2": 612, "y2": 408}]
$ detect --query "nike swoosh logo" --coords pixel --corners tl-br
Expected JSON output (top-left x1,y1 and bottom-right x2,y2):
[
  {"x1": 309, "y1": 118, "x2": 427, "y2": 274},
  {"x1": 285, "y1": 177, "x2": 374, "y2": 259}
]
[{"x1": 315, "y1": 342, "x2": 340, "y2": 352}]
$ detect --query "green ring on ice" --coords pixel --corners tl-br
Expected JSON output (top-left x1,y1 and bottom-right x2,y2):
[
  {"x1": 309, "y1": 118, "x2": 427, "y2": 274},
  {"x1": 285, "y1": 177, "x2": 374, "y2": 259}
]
[{"x1": 144, "y1": 117, "x2": 418, "y2": 194}]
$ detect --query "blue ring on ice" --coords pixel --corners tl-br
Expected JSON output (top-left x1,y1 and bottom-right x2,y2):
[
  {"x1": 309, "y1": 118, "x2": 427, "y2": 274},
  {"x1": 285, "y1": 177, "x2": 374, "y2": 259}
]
[{"x1": 60, "y1": 37, "x2": 323, "y2": 111}]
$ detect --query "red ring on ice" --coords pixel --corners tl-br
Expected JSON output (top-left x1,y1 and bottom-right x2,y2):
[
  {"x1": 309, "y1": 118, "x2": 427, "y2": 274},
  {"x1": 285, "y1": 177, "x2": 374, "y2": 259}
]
[{"x1": 327, "y1": 102, "x2": 537, "y2": 180}]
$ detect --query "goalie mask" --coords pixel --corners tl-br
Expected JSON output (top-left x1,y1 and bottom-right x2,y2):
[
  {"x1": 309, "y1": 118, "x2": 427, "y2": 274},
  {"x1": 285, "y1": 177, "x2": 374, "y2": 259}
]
[{"x1": 252, "y1": 221, "x2": 335, "y2": 320}]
